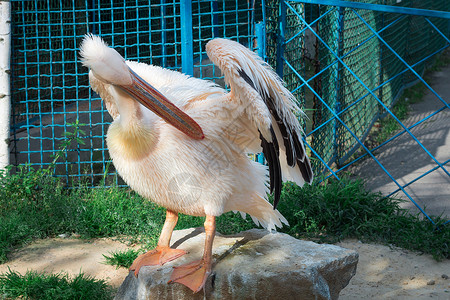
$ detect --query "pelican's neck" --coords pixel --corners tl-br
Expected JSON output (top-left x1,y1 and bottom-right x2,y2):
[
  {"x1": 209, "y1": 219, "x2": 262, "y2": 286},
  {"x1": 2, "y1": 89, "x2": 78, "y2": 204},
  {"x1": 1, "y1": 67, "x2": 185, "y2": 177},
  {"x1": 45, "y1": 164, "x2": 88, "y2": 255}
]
[{"x1": 106, "y1": 86, "x2": 159, "y2": 160}]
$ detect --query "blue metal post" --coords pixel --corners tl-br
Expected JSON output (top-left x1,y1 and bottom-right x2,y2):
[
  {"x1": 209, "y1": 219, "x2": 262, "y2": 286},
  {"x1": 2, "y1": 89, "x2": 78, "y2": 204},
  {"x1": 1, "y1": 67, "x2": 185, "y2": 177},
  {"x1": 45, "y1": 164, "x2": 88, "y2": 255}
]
[
  {"x1": 378, "y1": 2, "x2": 384, "y2": 113},
  {"x1": 160, "y1": 0, "x2": 167, "y2": 67},
  {"x1": 276, "y1": 0, "x2": 286, "y2": 77},
  {"x1": 180, "y1": 0, "x2": 193, "y2": 75},
  {"x1": 88, "y1": 0, "x2": 97, "y2": 34},
  {"x1": 255, "y1": 22, "x2": 266, "y2": 59},
  {"x1": 256, "y1": 10, "x2": 266, "y2": 165}
]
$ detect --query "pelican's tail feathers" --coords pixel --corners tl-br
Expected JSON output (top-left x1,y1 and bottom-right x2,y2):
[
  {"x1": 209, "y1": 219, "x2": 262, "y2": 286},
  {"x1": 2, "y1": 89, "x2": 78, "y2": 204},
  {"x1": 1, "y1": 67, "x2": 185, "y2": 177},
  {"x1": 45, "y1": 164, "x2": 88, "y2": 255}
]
[{"x1": 234, "y1": 193, "x2": 289, "y2": 232}]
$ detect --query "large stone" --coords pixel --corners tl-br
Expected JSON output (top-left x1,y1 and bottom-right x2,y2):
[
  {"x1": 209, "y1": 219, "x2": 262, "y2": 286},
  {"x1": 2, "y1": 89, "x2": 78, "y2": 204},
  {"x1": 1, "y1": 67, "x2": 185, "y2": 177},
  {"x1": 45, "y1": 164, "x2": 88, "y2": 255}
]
[{"x1": 115, "y1": 228, "x2": 358, "y2": 300}]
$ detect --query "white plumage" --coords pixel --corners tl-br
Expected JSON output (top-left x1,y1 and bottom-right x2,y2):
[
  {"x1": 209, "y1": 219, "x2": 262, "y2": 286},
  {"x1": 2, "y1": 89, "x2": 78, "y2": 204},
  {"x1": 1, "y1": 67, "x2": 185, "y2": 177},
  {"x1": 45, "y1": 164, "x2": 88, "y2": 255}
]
[{"x1": 79, "y1": 35, "x2": 313, "y2": 292}]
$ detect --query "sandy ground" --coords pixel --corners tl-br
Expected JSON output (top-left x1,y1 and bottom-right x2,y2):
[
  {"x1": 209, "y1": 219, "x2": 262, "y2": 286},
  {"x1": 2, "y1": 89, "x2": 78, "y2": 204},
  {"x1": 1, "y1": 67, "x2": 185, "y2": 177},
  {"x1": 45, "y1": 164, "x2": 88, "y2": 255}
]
[
  {"x1": 0, "y1": 238, "x2": 132, "y2": 289},
  {"x1": 0, "y1": 237, "x2": 448, "y2": 299},
  {"x1": 337, "y1": 240, "x2": 449, "y2": 300}
]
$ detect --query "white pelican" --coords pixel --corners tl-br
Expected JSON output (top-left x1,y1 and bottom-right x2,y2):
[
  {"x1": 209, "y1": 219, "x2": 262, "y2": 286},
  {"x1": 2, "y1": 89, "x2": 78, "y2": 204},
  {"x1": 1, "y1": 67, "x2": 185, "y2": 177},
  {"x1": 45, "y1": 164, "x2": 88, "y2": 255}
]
[{"x1": 79, "y1": 35, "x2": 313, "y2": 293}]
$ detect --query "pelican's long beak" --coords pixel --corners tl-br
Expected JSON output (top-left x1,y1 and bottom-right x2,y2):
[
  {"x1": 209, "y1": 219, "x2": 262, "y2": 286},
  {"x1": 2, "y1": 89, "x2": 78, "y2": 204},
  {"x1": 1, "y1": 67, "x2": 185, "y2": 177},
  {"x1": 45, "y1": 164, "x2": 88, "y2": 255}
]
[{"x1": 119, "y1": 68, "x2": 204, "y2": 140}]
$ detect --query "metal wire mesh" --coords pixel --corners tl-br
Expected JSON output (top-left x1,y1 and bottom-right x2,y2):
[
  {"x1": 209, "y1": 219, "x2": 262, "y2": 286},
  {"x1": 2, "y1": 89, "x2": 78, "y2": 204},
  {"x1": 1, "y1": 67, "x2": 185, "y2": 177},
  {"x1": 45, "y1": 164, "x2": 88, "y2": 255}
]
[
  {"x1": 10, "y1": 0, "x2": 101, "y2": 185},
  {"x1": 279, "y1": 0, "x2": 450, "y2": 224},
  {"x1": 264, "y1": 0, "x2": 279, "y2": 71},
  {"x1": 309, "y1": 1, "x2": 383, "y2": 170},
  {"x1": 380, "y1": 0, "x2": 449, "y2": 111},
  {"x1": 289, "y1": 0, "x2": 450, "y2": 173},
  {"x1": 9, "y1": 0, "x2": 262, "y2": 186},
  {"x1": 192, "y1": 0, "x2": 263, "y2": 85},
  {"x1": 311, "y1": 5, "x2": 340, "y2": 172},
  {"x1": 283, "y1": 2, "x2": 306, "y2": 112},
  {"x1": 335, "y1": 1, "x2": 380, "y2": 164}
]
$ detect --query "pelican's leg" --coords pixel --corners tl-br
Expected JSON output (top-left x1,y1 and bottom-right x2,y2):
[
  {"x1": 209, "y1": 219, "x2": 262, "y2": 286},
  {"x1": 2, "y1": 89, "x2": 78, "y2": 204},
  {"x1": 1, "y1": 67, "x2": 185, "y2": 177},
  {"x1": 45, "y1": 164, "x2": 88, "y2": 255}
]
[
  {"x1": 168, "y1": 215, "x2": 216, "y2": 293},
  {"x1": 130, "y1": 209, "x2": 187, "y2": 277}
]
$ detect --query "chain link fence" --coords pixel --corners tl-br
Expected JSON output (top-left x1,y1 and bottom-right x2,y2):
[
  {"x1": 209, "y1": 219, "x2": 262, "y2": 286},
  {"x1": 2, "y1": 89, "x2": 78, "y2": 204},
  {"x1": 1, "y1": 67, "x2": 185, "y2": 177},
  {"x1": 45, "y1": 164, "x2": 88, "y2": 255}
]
[
  {"x1": 278, "y1": 0, "x2": 449, "y2": 224},
  {"x1": 8, "y1": 0, "x2": 262, "y2": 186}
]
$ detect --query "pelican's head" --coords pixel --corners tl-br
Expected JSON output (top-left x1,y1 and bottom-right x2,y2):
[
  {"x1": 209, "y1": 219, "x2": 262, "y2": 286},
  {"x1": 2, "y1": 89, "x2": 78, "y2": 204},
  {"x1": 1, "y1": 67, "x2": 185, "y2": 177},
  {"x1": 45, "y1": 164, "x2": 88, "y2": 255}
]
[{"x1": 79, "y1": 34, "x2": 204, "y2": 140}]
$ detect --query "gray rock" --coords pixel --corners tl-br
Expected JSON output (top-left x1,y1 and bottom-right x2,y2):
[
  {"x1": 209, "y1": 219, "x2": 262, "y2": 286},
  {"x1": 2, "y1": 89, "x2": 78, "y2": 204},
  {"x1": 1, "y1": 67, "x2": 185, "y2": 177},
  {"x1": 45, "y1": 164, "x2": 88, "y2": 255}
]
[{"x1": 115, "y1": 228, "x2": 358, "y2": 300}]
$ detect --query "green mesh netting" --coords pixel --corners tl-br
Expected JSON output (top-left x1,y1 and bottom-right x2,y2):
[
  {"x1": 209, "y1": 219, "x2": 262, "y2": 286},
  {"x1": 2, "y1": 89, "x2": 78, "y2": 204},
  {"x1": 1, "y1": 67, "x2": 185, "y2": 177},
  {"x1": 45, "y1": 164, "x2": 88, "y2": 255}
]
[{"x1": 268, "y1": 1, "x2": 449, "y2": 175}]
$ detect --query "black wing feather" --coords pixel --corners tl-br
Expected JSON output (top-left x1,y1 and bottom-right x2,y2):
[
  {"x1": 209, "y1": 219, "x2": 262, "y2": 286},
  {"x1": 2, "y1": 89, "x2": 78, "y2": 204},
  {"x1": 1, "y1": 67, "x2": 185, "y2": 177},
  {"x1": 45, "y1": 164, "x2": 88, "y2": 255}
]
[
  {"x1": 292, "y1": 132, "x2": 306, "y2": 162},
  {"x1": 259, "y1": 128, "x2": 282, "y2": 209},
  {"x1": 259, "y1": 131, "x2": 274, "y2": 193},
  {"x1": 271, "y1": 103, "x2": 295, "y2": 167},
  {"x1": 239, "y1": 68, "x2": 297, "y2": 167},
  {"x1": 238, "y1": 68, "x2": 312, "y2": 209},
  {"x1": 268, "y1": 126, "x2": 282, "y2": 209},
  {"x1": 238, "y1": 69, "x2": 257, "y2": 90},
  {"x1": 298, "y1": 155, "x2": 313, "y2": 184}
]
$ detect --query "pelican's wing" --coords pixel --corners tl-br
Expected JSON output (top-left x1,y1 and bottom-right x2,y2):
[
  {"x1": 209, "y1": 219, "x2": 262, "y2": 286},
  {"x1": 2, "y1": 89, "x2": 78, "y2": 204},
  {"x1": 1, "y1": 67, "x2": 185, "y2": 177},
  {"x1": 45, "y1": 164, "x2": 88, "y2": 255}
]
[{"x1": 206, "y1": 38, "x2": 313, "y2": 209}]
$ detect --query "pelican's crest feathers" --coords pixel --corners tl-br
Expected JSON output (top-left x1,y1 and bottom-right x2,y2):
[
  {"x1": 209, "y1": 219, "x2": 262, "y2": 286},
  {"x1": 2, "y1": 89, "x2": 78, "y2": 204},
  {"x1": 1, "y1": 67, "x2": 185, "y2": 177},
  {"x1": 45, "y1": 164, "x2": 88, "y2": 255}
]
[{"x1": 80, "y1": 34, "x2": 132, "y2": 86}]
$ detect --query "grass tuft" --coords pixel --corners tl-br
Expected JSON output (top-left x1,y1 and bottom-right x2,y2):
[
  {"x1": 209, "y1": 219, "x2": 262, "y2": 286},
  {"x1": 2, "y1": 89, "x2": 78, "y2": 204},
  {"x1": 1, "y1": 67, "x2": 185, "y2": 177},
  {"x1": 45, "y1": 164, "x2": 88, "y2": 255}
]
[
  {"x1": 103, "y1": 249, "x2": 142, "y2": 269},
  {"x1": 0, "y1": 268, "x2": 113, "y2": 300}
]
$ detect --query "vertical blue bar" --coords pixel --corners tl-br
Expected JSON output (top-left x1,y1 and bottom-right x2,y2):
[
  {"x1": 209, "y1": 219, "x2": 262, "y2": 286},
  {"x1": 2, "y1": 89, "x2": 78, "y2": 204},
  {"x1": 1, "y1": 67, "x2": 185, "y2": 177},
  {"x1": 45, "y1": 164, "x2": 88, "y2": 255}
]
[
  {"x1": 276, "y1": 0, "x2": 286, "y2": 77},
  {"x1": 161, "y1": 0, "x2": 167, "y2": 67},
  {"x1": 89, "y1": 0, "x2": 97, "y2": 34},
  {"x1": 448, "y1": 13, "x2": 450, "y2": 37},
  {"x1": 255, "y1": 22, "x2": 266, "y2": 59},
  {"x1": 181, "y1": 0, "x2": 193, "y2": 75},
  {"x1": 256, "y1": 4, "x2": 266, "y2": 165}
]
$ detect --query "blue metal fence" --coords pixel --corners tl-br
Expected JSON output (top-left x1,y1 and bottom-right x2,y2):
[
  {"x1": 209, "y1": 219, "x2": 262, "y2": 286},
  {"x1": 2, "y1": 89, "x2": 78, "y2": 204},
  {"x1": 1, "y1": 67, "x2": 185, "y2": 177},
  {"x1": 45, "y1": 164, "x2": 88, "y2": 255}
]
[
  {"x1": 276, "y1": 0, "x2": 449, "y2": 225},
  {"x1": 8, "y1": 1, "x2": 450, "y2": 224},
  {"x1": 9, "y1": 0, "x2": 262, "y2": 186}
]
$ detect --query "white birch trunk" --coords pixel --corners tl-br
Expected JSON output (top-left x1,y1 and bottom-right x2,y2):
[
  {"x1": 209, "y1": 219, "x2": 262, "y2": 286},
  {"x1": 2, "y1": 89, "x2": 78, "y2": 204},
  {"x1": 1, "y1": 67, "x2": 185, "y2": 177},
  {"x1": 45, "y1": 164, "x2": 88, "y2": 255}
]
[{"x1": 0, "y1": 1, "x2": 11, "y2": 170}]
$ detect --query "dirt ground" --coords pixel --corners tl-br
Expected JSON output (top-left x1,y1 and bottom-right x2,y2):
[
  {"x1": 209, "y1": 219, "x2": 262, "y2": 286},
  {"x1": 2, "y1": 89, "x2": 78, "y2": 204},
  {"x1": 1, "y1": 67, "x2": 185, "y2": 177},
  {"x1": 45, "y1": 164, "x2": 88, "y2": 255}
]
[
  {"x1": 0, "y1": 237, "x2": 448, "y2": 299},
  {"x1": 337, "y1": 240, "x2": 449, "y2": 300},
  {"x1": 0, "y1": 238, "x2": 133, "y2": 289}
]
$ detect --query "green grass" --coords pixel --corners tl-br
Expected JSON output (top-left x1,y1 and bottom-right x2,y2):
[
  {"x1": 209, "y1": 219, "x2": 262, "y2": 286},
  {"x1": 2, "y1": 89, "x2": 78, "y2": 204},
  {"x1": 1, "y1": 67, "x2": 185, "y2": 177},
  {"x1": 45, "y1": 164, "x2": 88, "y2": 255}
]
[
  {"x1": 103, "y1": 249, "x2": 142, "y2": 269},
  {"x1": 1, "y1": 167, "x2": 448, "y2": 264},
  {"x1": 0, "y1": 269, "x2": 113, "y2": 300},
  {"x1": 0, "y1": 166, "x2": 256, "y2": 265}
]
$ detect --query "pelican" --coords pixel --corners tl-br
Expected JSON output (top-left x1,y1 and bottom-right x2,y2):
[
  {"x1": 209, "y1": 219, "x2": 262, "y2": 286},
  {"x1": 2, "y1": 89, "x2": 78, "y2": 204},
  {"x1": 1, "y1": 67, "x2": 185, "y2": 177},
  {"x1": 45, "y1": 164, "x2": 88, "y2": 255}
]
[{"x1": 79, "y1": 35, "x2": 313, "y2": 293}]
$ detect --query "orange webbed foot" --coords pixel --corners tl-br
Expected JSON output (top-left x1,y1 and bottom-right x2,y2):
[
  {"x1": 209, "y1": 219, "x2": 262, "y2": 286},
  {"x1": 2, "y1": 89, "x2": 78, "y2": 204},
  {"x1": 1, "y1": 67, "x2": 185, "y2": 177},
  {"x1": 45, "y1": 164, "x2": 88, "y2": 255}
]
[
  {"x1": 168, "y1": 259, "x2": 212, "y2": 293},
  {"x1": 129, "y1": 246, "x2": 187, "y2": 277}
]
